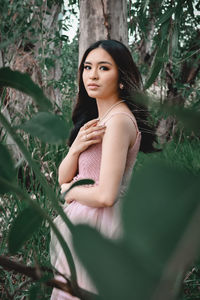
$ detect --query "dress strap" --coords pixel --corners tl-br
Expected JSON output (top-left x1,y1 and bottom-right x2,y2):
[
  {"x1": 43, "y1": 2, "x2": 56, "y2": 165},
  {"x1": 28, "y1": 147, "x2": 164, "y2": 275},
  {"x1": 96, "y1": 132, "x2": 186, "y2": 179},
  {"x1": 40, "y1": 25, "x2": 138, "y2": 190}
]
[{"x1": 103, "y1": 112, "x2": 140, "y2": 133}]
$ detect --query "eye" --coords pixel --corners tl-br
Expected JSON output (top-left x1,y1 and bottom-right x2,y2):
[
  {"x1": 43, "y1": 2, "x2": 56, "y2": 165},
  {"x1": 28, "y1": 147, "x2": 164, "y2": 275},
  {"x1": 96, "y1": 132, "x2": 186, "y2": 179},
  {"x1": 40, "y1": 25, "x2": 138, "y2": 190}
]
[
  {"x1": 100, "y1": 66, "x2": 109, "y2": 71},
  {"x1": 83, "y1": 65, "x2": 91, "y2": 70}
]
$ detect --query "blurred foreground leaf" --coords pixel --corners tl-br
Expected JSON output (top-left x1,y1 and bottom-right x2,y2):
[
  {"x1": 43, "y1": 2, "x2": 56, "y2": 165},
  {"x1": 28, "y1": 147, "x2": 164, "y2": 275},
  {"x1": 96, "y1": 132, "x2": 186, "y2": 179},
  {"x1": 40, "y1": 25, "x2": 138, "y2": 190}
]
[
  {"x1": 18, "y1": 112, "x2": 69, "y2": 144},
  {"x1": 0, "y1": 67, "x2": 52, "y2": 111},
  {"x1": 8, "y1": 206, "x2": 44, "y2": 254},
  {"x1": 123, "y1": 159, "x2": 199, "y2": 298},
  {"x1": 72, "y1": 224, "x2": 156, "y2": 300},
  {"x1": 123, "y1": 159, "x2": 199, "y2": 267},
  {"x1": 72, "y1": 159, "x2": 200, "y2": 300},
  {"x1": 133, "y1": 92, "x2": 200, "y2": 134},
  {"x1": 0, "y1": 143, "x2": 16, "y2": 194},
  {"x1": 167, "y1": 106, "x2": 200, "y2": 134}
]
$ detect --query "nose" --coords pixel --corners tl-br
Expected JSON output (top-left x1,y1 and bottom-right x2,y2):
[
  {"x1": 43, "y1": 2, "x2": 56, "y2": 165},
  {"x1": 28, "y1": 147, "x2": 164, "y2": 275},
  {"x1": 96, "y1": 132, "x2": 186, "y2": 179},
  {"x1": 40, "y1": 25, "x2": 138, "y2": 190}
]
[{"x1": 89, "y1": 67, "x2": 98, "y2": 79}]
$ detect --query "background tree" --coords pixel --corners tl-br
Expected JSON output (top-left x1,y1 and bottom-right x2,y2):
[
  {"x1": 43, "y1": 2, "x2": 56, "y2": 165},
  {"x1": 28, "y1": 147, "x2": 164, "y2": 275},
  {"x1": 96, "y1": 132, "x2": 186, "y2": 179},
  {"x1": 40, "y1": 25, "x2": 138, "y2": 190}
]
[
  {"x1": 127, "y1": 0, "x2": 200, "y2": 142},
  {"x1": 79, "y1": 0, "x2": 128, "y2": 61},
  {"x1": 0, "y1": 0, "x2": 200, "y2": 299}
]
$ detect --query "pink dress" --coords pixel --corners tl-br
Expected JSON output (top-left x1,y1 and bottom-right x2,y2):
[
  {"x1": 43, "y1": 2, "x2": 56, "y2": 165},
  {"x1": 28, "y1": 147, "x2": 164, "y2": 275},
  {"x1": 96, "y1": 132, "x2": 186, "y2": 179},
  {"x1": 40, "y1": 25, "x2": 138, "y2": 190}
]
[{"x1": 50, "y1": 112, "x2": 141, "y2": 299}]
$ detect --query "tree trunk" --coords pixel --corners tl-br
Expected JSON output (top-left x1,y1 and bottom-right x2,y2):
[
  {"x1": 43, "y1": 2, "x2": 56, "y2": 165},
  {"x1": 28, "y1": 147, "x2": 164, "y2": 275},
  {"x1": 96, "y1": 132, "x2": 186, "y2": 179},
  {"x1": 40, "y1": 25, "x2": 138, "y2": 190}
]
[{"x1": 79, "y1": 0, "x2": 128, "y2": 62}]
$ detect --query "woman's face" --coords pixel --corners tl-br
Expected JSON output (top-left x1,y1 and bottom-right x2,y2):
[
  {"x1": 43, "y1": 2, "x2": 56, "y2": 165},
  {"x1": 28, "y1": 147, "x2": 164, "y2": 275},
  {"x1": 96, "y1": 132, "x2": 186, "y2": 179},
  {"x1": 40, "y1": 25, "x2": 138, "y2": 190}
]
[{"x1": 82, "y1": 47, "x2": 119, "y2": 100}]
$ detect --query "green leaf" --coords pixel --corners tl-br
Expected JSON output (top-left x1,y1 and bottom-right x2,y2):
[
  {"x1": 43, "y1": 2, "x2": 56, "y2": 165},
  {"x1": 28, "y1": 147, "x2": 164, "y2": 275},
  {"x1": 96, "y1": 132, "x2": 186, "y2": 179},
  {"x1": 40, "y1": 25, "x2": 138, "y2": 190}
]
[
  {"x1": 0, "y1": 143, "x2": 16, "y2": 194},
  {"x1": 175, "y1": 0, "x2": 185, "y2": 19},
  {"x1": 0, "y1": 67, "x2": 52, "y2": 111},
  {"x1": 163, "y1": 105, "x2": 200, "y2": 134},
  {"x1": 72, "y1": 225, "x2": 156, "y2": 300},
  {"x1": 144, "y1": 41, "x2": 167, "y2": 89},
  {"x1": 156, "y1": 7, "x2": 175, "y2": 26},
  {"x1": 18, "y1": 112, "x2": 69, "y2": 144},
  {"x1": 172, "y1": 23, "x2": 179, "y2": 54},
  {"x1": 29, "y1": 284, "x2": 40, "y2": 300},
  {"x1": 186, "y1": 0, "x2": 194, "y2": 17},
  {"x1": 62, "y1": 179, "x2": 95, "y2": 199},
  {"x1": 8, "y1": 206, "x2": 44, "y2": 254},
  {"x1": 122, "y1": 159, "x2": 199, "y2": 275},
  {"x1": 142, "y1": 0, "x2": 150, "y2": 13},
  {"x1": 69, "y1": 179, "x2": 95, "y2": 189},
  {"x1": 174, "y1": 108, "x2": 200, "y2": 134}
]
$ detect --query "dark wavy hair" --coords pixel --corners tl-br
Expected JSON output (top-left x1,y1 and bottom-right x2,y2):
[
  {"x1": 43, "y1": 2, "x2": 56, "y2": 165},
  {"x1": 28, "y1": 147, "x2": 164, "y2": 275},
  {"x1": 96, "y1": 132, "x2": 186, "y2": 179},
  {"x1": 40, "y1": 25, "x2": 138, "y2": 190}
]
[{"x1": 68, "y1": 39, "x2": 157, "y2": 153}]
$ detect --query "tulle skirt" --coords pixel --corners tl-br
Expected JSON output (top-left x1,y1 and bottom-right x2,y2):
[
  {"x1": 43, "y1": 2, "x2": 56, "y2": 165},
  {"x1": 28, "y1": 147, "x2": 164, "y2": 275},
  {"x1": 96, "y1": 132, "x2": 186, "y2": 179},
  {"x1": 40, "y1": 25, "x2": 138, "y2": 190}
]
[{"x1": 50, "y1": 199, "x2": 122, "y2": 300}]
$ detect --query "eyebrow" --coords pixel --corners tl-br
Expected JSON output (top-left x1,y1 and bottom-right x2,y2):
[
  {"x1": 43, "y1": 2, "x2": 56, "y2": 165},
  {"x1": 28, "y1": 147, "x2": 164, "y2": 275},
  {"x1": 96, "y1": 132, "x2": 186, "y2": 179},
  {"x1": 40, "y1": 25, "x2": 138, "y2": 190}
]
[{"x1": 84, "y1": 61, "x2": 112, "y2": 65}]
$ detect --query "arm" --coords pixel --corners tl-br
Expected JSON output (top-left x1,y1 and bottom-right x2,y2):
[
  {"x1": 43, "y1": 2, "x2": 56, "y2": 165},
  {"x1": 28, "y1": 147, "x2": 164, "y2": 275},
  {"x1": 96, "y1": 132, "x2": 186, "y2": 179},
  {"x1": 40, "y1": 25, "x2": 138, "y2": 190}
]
[
  {"x1": 58, "y1": 148, "x2": 79, "y2": 185},
  {"x1": 65, "y1": 115, "x2": 137, "y2": 207},
  {"x1": 58, "y1": 118, "x2": 106, "y2": 185}
]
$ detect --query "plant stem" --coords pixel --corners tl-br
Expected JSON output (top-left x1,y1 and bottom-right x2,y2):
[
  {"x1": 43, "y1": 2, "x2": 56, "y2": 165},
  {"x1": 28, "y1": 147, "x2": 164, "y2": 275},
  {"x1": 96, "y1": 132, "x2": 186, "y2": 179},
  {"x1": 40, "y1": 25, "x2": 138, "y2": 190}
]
[{"x1": 0, "y1": 112, "x2": 77, "y2": 284}]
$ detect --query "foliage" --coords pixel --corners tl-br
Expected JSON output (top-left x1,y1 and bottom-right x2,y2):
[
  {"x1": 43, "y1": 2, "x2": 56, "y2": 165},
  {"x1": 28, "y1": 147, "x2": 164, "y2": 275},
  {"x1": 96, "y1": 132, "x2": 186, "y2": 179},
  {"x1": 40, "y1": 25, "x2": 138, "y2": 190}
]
[
  {"x1": 0, "y1": 0, "x2": 200, "y2": 299},
  {"x1": 0, "y1": 68, "x2": 200, "y2": 300},
  {"x1": 0, "y1": 68, "x2": 83, "y2": 299},
  {"x1": 59, "y1": 33, "x2": 79, "y2": 102},
  {"x1": 128, "y1": 0, "x2": 200, "y2": 101}
]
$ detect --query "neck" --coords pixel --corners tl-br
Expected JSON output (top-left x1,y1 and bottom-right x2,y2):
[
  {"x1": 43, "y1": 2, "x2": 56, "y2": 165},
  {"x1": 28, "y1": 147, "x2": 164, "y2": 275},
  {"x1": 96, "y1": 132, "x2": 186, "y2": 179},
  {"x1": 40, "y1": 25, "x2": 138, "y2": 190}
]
[{"x1": 96, "y1": 96, "x2": 121, "y2": 119}]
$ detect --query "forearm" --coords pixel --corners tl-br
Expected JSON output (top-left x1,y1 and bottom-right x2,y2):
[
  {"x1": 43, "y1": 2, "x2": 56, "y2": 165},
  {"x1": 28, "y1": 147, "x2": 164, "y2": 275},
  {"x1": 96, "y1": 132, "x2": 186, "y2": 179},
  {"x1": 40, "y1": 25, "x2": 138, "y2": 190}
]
[
  {"x1": 66, "y1": 185, "x2": 113, "y2": 208},
  {"x1": 58, "y1": 148, "x2": 79, "y2": 185}
]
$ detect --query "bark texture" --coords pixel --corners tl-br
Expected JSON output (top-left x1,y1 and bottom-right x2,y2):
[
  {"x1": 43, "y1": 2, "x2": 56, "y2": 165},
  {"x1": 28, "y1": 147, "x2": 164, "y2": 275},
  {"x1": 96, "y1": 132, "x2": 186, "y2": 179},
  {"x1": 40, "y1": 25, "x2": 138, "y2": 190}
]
[{"x1": 79, "y1": 0, "x2": 128, "y2": 63}]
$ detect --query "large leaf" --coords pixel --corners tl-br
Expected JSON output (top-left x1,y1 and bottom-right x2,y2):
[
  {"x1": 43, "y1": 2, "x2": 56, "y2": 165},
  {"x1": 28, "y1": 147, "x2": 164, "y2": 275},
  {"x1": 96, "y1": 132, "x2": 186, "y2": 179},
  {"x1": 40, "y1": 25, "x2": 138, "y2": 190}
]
[
  {"x1": 72, "y1": 159, "x2": 200, "y2": 299},
  {"x1": 18, "y1": 112, "x2": 69, "y2": 144},
  {"x1": 8, "y1": 206, "x2": 44, "y2": 254},
  {"x1": 122, "y1": 159, "x2": 199, "y2": 277},
  {"x1": 72, "y1": 224, "x2": 157, "y2": 300},
  {"x1": 0, "y1": 67, "x2": 52, "y2": 111},
  {"x1": 0, "y1": 143, "x2": 16, "y2": 194}
]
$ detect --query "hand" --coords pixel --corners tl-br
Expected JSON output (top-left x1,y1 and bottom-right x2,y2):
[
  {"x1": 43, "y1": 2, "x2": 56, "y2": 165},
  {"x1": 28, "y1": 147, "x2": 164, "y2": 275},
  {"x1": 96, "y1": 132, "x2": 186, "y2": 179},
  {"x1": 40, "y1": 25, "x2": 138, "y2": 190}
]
[
  {"x1": 69, "y1": 118, "x2": 106, "y2": 156},
  {"x1": 61, "y1": 182, "x2": 72, "y2": 193},
  {"x1": 61, "y1": 182, "x2": 74, "y2": 204}
]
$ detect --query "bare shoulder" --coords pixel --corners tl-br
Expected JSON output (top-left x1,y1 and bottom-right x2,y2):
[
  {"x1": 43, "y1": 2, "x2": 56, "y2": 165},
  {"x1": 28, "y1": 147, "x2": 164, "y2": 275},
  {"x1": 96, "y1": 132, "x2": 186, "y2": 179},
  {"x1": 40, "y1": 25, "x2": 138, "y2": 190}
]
[
  {"x1": 103, "y1": 112, "x2": 137, "y2": 147},
  {"x1": 105, "y1": 112, "x2": 137, "y2": 132}
]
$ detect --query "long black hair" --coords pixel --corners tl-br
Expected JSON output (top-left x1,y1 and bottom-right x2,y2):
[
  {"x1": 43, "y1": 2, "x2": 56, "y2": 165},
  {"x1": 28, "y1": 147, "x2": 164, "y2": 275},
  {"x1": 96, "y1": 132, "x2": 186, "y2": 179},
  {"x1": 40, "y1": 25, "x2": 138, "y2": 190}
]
[{"x1": 68, "y1": 39, "x2": 157, "y2": 153}]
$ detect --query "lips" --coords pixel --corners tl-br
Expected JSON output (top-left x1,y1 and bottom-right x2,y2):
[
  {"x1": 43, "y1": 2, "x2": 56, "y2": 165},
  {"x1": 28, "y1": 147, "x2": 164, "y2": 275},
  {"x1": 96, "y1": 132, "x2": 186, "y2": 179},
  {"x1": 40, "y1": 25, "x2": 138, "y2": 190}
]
[{"x1": 87, "y1": 83, "x2": 100, "y2": 88}]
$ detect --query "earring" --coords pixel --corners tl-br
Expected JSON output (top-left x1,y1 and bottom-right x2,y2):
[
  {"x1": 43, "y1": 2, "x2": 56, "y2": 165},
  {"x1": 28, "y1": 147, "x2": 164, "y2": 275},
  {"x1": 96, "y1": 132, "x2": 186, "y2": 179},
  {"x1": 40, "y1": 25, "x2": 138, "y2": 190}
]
[{"x1": 119, "y1": 83, "x2": 124, "y2": 90}]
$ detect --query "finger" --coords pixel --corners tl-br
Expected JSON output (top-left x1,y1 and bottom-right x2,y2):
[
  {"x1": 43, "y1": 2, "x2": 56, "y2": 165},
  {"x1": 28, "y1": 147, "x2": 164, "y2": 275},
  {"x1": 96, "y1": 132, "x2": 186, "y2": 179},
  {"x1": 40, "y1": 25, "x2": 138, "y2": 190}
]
[
  {"x1": 85, "y1": 138, "x2": 102, "y2": 146},
  {"x1": 83, "y1": 118, "x2": 100, "y2": 130},
  {"x1": 85, "y1": 128, "x2": 106, "y2": 140},
  {"x1": 67, "y1": 198, "x2": 74, "y2": 204},
  {"x1": 85, "y1": 125, "x2": 106, "y2": 135}
]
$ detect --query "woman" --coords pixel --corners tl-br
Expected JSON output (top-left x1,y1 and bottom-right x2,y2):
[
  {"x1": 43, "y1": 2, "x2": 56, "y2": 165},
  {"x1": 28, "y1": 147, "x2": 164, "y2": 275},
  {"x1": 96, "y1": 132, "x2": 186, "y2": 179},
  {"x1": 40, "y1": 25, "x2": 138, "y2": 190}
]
[{"x1": 50, "y1": 39, "x2": 156, "y2": 299}]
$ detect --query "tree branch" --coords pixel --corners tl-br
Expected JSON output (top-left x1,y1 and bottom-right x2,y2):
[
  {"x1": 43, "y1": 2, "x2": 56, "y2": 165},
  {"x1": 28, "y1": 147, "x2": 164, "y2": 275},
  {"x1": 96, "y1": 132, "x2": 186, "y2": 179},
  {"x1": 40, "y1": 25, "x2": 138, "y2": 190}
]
[{"x1": 0, "y1": 255, "x2": 99, "y2": 300}]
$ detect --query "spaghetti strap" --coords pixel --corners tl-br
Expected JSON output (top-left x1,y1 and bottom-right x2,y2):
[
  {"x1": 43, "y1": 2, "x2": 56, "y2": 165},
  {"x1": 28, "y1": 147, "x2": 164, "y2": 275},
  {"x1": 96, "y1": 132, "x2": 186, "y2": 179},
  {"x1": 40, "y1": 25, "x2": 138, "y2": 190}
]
[{"x1": 103, "y1": 112, "x2": 140, "y2": 133}]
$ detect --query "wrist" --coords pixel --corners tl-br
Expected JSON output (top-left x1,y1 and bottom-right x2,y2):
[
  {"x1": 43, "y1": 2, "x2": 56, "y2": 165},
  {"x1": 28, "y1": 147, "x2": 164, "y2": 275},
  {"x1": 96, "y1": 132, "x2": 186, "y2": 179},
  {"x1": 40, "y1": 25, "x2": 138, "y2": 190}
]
[{"x1": 68, "y1": 146, "x2": 80, "y2": 157}]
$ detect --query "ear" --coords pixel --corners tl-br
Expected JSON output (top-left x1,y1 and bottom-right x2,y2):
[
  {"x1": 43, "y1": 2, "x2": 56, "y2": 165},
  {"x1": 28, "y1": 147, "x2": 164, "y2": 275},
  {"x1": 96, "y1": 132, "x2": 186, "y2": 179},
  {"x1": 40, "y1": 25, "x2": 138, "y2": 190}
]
[{"x1": 119, "y1": 83, "x2": 124, "y2": 90}]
